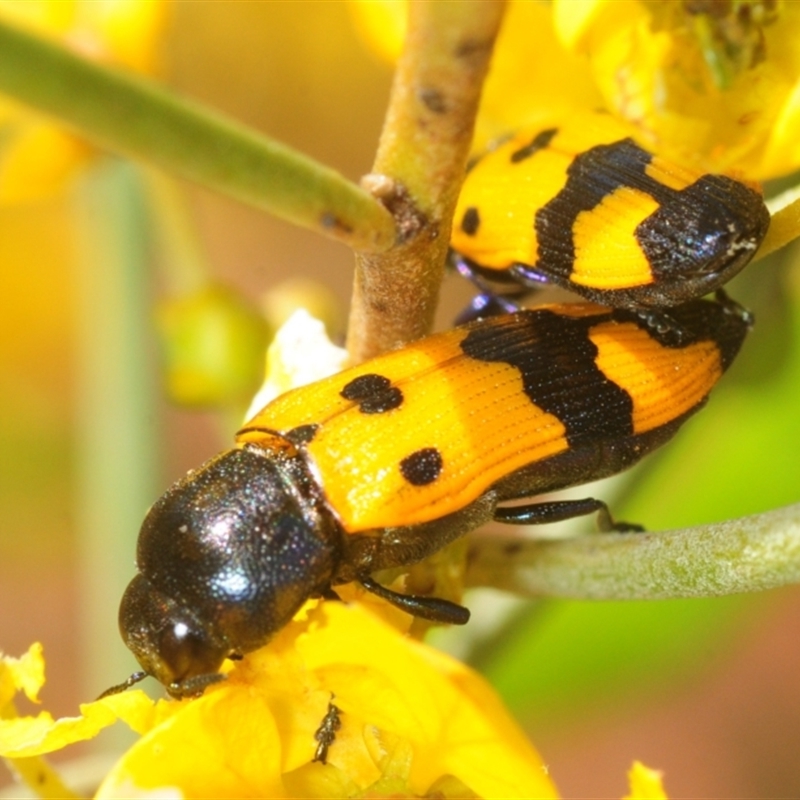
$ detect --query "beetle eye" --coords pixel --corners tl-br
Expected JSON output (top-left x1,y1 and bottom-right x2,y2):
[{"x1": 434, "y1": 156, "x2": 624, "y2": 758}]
[
  {"x1": 158, "y1": 622, "x2": 198, "y2": 680},
  {"x1": 156, "y1": 620, "x2": 226, "y2": 687}
]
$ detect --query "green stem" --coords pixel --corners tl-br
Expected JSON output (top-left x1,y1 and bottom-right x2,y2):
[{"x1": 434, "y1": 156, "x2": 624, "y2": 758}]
[
  {"x1": 465, "y1": 502, "x2": 800, "y2": 599},
  {"x1": 73, "y1": 160, "x2": 156, "y2": 748},
  {"x1": 142, "y1": 170, "x2": 212, "y2": 296},
  {"x1": 0, "y1": 19, "x2": 395, "y2": 253},
  {"x1": 347, "y1": 1, "x2": 506, "y2": 361}
]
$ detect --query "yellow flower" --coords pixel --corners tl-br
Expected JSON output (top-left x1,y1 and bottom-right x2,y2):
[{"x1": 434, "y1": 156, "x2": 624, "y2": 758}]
[
  {"x1": 350, "y1": 0, "x2": 800, "y2": 181},
  {"x1": 1, "y1": 601, "x2": 559, "y2": 799},
  {"x1": 553, "y1": 0, "x2": 800, "y2": 180},
  {"x1": 348, "y1": 0, "x2": 602, "y2": 149},
  {"x1": 349, "y1": 0, "x2": 800, "y2": 256},
  {"x1": 623, "y1": 761, "x2": 668, "y2": 800},
  {"x1": 0, "y1": 0, "x2": 167, "y2": 204}
]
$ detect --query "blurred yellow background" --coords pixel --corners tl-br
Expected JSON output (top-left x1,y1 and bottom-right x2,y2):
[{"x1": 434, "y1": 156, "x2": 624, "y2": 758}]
[{"x1": 2, "y1": 3, "x2": 800, "y2": 797}]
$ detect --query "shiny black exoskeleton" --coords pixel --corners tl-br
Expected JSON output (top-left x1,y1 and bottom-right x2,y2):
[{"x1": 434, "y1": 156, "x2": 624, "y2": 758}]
[
  {"x1": 111, "y1": 446, "x2": 476, "y2": 699},
  {"x1": 104, "y1": 294, "x2": 752, "y2": 700},
  {"x1": 117, "y1": 447, "x2": 339, "y2": 696}
]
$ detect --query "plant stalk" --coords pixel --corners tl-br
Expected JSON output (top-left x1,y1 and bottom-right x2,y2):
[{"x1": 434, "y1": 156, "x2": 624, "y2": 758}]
[
  {"x1": 347, "y1": 1, "x2": 507, "y2": 361},
  {"x1": 466, "y1": 502, "x2": 800, "y2": 600},
  {"x1": 0, "y1": 19, "x2": 395, "y2": 253}
]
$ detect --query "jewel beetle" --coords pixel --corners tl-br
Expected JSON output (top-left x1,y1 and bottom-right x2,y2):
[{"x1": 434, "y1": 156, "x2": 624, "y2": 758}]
[
  {"x1": 450, "y1": 111, "x2": 770, "y2": 310},
  {"x1": 109, "y1": 293, "x2": 750, "y2": 698}
]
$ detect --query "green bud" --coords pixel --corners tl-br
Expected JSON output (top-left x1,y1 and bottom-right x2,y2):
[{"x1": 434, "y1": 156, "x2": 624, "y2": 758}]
[{"x1": 156, "y1": 284, "x2": 270, "y2": 409}]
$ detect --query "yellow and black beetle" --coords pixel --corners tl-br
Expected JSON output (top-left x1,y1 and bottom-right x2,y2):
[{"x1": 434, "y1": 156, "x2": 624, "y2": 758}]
[
  {"x1": 451, "y1": 111, "x2": 770, "y2": 310},
  {"x1": 110, "y1": 294, "x2": 750, "y2": 698}
]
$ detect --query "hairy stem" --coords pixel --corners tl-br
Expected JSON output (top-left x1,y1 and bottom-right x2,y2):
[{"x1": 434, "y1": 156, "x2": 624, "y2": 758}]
[
  {"x1": 347, "y1": 1, "x2": 506, "y2": 361},
  {"x1": 466, "y1": 503, "x2": 800, "y2": 599}
]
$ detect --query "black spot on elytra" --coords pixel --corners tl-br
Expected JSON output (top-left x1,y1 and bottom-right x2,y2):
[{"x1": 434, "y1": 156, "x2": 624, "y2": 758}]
[
  {"x1": 286, "y1": 424, "x2": 319, "y2": 446},
  {"x1": 510, "y1": 127, "x2": 558, "y2": 163},
  {"x1": 341, "y1": 373, "x2": 404, "y2": 414},
  {"x1": 461, "y1": 206, "x2": 480, "y2": 236},
  {"x1": 341, "y1": 374, "x2": 389, "y2": 399},
  {"x1": 400, "y1": 448, "x2": 443, "y2": 486}
]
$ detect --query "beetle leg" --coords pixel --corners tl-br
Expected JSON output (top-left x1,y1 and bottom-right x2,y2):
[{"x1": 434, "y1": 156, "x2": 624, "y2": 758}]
[
  {"x1": 359, "y1": 576, "x2": 470, "y2": 625},
  {"x1": 450, "y1": 253, "x2": 530, "y2": 323},
  {"x1": 454, "y1": 292, "x2": 522, "y2": 325},
  {"x1": 494, "y1": 498, "x2": 644, "y2": 533},
  {"x1": 320, "y1": 586, "x2": 343, "y2": 601},
  {"x1": 629, "y1": 307, "x2": 689, "y2": 345},
  {"x1": 509, "y1": 262, "x2": 553, "y2": 288}
]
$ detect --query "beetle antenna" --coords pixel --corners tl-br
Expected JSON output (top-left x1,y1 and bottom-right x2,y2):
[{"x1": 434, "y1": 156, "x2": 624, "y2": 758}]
[{"x1": 97, "y1": 671, "x2": 149, "y2": 700}]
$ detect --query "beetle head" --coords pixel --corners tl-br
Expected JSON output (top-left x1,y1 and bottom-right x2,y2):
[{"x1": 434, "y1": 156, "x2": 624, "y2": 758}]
[
  {"x1": 118, "y1": 574, "x2": 229, "y2": 697},
  {"x1": 115, "y1": 446, "x2": 339, "y2": 697}
]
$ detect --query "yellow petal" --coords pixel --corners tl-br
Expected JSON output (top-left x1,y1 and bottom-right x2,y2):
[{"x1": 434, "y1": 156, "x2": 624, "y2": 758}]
[
  {"x1": 552, "y1": 0, "x2": 606, "y2": 52},
  {"x1": 564, "y1": 0, "x2": 800, "y2": 179},
  {"x1": 96, "y1": 688, "x2": 286, "y2": 799},
  {"x1": 92, "y1": 599, "x2": 557, "y2": 799},
  {"x1": 623, "y1": 760, "x2": 668, "y2": 800},
  {"x1": 475, "y1": 1, "x2": 602, "y2": 147},
  {"x1": 86, "y1": 691, "x2": 175, "y2": 738},
  {"x1": 347, "y1": 0, "x2": 406, "y2": 64},
  {"x1": 0, "y1": 692, "x2": 161, "y2": 758},
  {"x1": 760, "y1": 73, "x2": 800, "y2": 178},
  {"x1": 0, "y1": 645, "x2": 167, "y2": 758},
  {"x1": 0, "y1": 118, "x2": 92, "y2": 205},
  {"x1": 0, "y1": 643, "x2": 45, "y2": 707},
  {"x1": 293, "y1": 601, "x2": 558, "y2": 799}
]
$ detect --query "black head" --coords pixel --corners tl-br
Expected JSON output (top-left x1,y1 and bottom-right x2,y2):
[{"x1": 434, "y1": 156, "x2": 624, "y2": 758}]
[
  {"x1": 118, "y1": 575, "x2": 229, "y2": 697},
  {"x1": 118, "y1": 445, "x2": 339, "y2": 697}
]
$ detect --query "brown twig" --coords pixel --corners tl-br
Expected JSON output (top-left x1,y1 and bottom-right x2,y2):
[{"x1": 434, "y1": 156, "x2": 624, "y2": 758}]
[{"x1": 347, "y1": 1, "x2": 507, "y2": 362}]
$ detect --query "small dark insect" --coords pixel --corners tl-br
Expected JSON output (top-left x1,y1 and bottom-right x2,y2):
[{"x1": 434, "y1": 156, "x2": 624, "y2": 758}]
[{"x1": 312, "y1": 697, "x2": 342, "y2": 765}]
